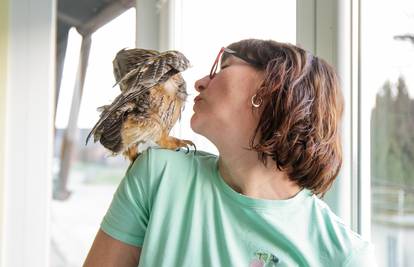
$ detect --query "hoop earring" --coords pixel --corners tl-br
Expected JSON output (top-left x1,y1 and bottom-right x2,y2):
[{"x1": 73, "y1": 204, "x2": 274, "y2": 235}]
[{"x1": 251, "y1": 94, "x2": 263, "y2": 108}]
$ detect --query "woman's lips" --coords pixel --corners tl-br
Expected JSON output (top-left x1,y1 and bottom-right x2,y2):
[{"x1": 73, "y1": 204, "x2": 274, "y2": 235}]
[{"x1": 194, "y1": 96, "x2": 202, "y2": 102}]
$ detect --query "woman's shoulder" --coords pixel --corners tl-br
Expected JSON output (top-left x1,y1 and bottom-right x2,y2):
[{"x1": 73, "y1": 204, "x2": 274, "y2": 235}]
[
  {"x1": 309, "y1": 196, "x2": 375, "y2": 264},
  {"x1": 142, "y1": 147, "x2": 218, "y2": 168},
  {"x1": 146, "y1": 147, "x2": 217, "y2": 161},
  {"x1": 124, "y1": 148, "x2": 219, "y2": 208},
  {"x1": 127, "y1": 147, "x2": 218, "y2": 181}
]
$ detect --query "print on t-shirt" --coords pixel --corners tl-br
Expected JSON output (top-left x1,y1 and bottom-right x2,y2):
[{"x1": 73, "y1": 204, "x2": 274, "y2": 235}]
[{"x1": 249, "y1": 249, "x2": 280, "y2": 267}]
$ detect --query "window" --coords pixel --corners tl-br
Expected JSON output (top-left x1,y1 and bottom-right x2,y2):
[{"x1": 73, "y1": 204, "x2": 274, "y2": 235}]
[
  {"x1": 362, "y1": 0, "x2": 414, "y2": 266},
  {"x1": 52, "y1": 9, "x2": 135, "y2": 266}
]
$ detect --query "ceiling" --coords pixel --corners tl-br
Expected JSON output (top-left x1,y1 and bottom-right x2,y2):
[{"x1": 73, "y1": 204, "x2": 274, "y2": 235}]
[{"x1": 55, "y1": 0, "x2": 135, "y2": 108}]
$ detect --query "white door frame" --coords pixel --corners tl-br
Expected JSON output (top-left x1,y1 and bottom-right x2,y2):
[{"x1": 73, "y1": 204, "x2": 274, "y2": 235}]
[{"x1": 3, "y1": 0, "x2": 56, "y2": 266}]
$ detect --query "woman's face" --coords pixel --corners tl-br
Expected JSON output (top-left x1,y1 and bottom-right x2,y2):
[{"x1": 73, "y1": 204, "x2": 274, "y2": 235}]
[{"x1": 191, "y1": 54, "x2": 264, "y2": 146}]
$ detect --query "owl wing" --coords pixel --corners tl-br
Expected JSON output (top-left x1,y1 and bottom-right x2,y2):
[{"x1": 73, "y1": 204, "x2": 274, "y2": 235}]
[
  {"x1": 117, "y1": 50, "x2": 190, "y2": 91},
  {"x1": 94, "y1": 104, "x2": 130, "y2": 153},
  {"x1": 113, "y1": 48, "x2": 159, "y2": 92},
  {"x1": 85, "y1": 87, "x2": 147, "y2": 145}
]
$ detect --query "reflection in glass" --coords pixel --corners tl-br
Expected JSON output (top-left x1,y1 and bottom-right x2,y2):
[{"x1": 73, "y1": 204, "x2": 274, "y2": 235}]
[{"x1": 364, "y1": 1, "x2": 414, "y2": 266}]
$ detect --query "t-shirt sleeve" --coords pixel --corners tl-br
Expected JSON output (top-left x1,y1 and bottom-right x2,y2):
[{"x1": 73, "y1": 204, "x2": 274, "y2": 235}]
[
  {"x1": 344, "y1": 243, "x2": 378, "y2": 267},
  {"x1": 100, "y1": 150, "x2": 152, "y2": 247}
]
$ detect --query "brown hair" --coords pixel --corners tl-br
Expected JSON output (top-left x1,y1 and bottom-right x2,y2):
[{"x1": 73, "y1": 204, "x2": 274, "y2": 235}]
[{"x1": 224, "y1": 39, "x2": 344, "y2": 197}]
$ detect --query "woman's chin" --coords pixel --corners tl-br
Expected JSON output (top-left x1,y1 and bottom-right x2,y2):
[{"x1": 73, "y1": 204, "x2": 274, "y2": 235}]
[{"x1": 190, "y1": 113, "x2": 203, "y2": 134}]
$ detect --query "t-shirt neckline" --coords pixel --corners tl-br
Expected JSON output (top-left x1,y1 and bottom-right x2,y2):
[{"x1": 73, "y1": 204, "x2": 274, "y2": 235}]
[{"x1": 212, "y1": 157, "x2": 312, "y2": 209}]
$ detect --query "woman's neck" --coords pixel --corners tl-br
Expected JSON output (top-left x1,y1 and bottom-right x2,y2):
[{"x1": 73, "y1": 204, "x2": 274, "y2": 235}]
[{"x1": 217, "y1": 149, "x2": 302, "y2": 200}]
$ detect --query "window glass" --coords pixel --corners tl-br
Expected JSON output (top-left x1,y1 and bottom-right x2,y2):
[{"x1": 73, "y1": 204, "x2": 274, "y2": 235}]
[{"x1": 362, "y1": 1, "x2": 414, "y2": 266}]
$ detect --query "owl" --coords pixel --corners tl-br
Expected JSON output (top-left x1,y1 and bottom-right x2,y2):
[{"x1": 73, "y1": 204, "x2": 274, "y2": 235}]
[{"x1": 86, "y1": 48, "x2": 195, "y2": 162}]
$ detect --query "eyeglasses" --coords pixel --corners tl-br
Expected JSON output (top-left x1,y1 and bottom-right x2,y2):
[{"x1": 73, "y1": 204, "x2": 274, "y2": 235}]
[{"x1": 209, "y1": 47, "x2": 262, "y2": 79}]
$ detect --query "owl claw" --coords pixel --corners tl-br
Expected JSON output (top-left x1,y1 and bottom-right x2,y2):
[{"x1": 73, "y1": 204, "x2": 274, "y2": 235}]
[
  {"x1": 178, "y1": 139, "x2": 196, "y2": 154},
  {"x1": 157, "y1": 136, "x2": 196, "y2": 154},
  {"x1": 188, "y1": 140, "x2": 197, "y2": 153},
  {"x1": 190, "y1": 143, "x2": 197, "y2": 154}
]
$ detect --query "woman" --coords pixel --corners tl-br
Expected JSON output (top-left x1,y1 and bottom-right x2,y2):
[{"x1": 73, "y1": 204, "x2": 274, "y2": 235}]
[{"x1": 84, "y1": 39, "x2": 376, "y2": 266}]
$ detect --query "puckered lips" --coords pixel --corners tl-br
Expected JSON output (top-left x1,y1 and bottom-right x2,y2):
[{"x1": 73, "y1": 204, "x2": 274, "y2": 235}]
[{"x1": 194, "y1": 95, "x2": 203, "y2": 103}]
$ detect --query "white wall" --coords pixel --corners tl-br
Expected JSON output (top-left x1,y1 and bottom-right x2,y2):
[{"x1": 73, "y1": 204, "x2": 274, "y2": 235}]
[{"x1": 0, "y1": 0, "x2": 9, "y2": 263}]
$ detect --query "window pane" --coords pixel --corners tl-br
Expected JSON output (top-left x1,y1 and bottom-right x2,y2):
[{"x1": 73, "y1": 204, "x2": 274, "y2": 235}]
[
  {"x1": 362, "y1": 1, "x2": 414, "y2": 266},
  {"x1": 52, "y1": 8, "x2": 135, "y2": 267}
]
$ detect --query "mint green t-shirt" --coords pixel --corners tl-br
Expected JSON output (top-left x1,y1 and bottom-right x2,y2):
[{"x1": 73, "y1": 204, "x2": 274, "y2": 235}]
[{"x1": 101, "y1": 148, "x2": 376, "y2": 267}]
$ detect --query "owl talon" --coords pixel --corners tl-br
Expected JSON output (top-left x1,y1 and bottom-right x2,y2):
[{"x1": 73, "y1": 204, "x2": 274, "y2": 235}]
[
  {"x1": 183, "y1": 140, "x2": 195, "y2": 154},
  {"x1": 157, "y1": 136, "x2": 196, "y2": 154}
]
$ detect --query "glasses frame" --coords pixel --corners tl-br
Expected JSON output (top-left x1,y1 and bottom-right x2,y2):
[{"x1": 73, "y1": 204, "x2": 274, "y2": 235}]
[{"x1": 209, "y1": 47, "x2": 262, "y2": 79}]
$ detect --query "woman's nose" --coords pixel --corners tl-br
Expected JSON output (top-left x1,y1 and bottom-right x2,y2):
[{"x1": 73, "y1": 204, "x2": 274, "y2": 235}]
[{"x1": 194, "y1": 75, "x2": 210, "y2": 92}]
